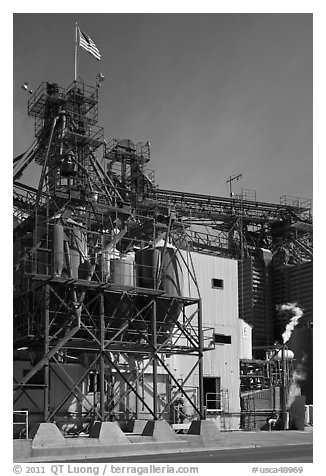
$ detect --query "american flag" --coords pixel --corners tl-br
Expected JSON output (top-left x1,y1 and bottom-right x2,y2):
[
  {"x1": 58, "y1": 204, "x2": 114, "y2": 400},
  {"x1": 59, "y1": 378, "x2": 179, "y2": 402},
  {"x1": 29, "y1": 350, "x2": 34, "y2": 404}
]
[{"x1": 79, "y1": 28, "x2": 101, "y2": 61}]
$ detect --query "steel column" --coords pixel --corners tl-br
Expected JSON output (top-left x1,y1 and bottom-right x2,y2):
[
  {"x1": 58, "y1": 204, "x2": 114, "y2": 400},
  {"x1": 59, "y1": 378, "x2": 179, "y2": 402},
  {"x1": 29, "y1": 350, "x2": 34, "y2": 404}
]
[
  {"x1": 100, "y1": 293, "x2": 105, "y2": 420},
  {"x1": 152, "y1": 298, "x2": 158, "y2": 420},
  {"x1": 198, "y1": 297, "x2": 204, "y2": 419},
  {"x1": 44, "y1": 283, "x2": 50, "y2": 421}
]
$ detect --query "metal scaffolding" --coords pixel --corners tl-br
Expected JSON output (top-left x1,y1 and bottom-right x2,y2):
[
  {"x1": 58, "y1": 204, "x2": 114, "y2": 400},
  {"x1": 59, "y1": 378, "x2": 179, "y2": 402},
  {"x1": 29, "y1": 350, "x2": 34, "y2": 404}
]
[
  {"x1": 13, "y1": 78, "x2": 312, "y2": 432},
  {"x1": 13, "y1": 79, "x2": 215, "y2": 430}
]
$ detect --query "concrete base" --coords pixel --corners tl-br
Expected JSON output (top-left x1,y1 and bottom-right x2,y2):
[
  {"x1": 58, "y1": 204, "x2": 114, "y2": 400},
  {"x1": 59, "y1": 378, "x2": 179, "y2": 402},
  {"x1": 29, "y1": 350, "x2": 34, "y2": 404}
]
[
  {"x1": 31, "y1": 423, "x2": 65, "y2": 448},
  {"x1": 13, "y1": 426, "x2": 313, "y2": 463},
  {"x1": 125, "y1": 419, "x2": 148, "y2": 434},
  {"x1": 13, "y1": 439, "x2": 32, "y2": 461},
  {"x1": 141, "y1": 420, "x2": 181, "y2": 441},
  {"x1": 187, "y1": 419, "x2": 223, "y2": 445},
  {"x1": 89, "y1": 421, "x2": 131, "y2": 444}
]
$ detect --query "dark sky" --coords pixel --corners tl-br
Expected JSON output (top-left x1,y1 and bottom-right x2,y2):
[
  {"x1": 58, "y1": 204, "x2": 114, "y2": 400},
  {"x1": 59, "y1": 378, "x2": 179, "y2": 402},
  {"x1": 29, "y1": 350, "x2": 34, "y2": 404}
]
[{"x1": 13, "y1": 13, "x2": 312, "y2": 204}]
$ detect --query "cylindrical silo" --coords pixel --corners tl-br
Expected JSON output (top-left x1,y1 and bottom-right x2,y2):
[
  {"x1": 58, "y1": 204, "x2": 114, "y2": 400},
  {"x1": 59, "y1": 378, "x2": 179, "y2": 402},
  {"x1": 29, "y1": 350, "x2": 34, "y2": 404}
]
[
  {"x1": 135, "y1": 244, "x2": 183, "y2": 344},
  {"x1": 136, "y1": 248, "x2": 160, "y2": 289},
  {"x1": 78, "y1": 259, "x2": 95, "y2": 280},
  {"x1": 104, "y1": 254, "x2": 137, "y2": 341},
  {"x1": 71, "y1": 225, "x2": 87, "y2": 258},
  {"x1": 110, "y1": 255, "x2": 136, "y2": 287},
  {"x1": 69, "y1": 224, "x2": 87, "y2": 279},
  {"x1": 69, "y1": 247, "x2": 80, "y2": 279},
  {"x1": 156, "y1": 245, "x2": 183, "y2": 296},
  {"x1": 156, "y1": 245, "x2": 183, "y2": 342}
]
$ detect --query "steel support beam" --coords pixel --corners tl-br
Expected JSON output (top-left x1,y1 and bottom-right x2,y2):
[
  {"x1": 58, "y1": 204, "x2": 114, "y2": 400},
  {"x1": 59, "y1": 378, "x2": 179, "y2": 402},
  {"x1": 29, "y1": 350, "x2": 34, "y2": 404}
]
[
  {"x1": 152, "y1": 298, "x2": 158, "y2": 420},
  {"x1": 100, "y1": 293, "x2": 105, "y2": 420},
  {"x1": 198, "y1": 298, "x2": 204, "y2": 419},
  {"x1": 44, "y1": 284, "x2": 50, "y2": 421},
  {"x1": 13, "y1": 324, "x2": 80, "y2": 396}
]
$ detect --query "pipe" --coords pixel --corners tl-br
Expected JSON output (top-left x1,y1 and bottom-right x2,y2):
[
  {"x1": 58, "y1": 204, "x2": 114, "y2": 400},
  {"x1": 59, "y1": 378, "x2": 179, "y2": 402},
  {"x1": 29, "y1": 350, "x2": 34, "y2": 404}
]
[
  {"x1": 152, "y1": 298, "x2": 158, "y2": 420},
  {"x1": 281, "y1": 344, "x2": 287, "y2": 429},
  {"x1": 198, "y1": 298, "x2": 204, "y2": 419}
]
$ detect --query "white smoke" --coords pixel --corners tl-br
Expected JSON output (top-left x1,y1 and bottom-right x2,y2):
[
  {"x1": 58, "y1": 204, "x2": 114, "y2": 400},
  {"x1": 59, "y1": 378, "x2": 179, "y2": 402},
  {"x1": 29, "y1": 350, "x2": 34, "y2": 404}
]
[
  {"x1": 280, "y1": 303, "x2": 303, "y2": 344},
  {"x1": 286, "y1": 356, "x2": 307, "y2": 409}
]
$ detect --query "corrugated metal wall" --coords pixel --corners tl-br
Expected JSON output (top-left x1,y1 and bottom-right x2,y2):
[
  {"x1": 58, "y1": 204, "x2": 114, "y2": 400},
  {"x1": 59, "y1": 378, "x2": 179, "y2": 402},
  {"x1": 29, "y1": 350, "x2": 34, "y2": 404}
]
[
  {"x1": 238, "y1": 255, "x2": 274, "y2": 354},
  {"x1": 174, "y1": 251, "x2": 244, "y2": 420}
]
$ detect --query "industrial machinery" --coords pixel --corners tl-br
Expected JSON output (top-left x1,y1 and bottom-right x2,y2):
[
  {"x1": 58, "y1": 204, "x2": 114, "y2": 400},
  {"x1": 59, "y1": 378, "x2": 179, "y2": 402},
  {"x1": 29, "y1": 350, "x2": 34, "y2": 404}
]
[
  {"x1": 13, "y1": 80, "x2": 214, "y2": 431},
  {"x1": 13, "y1": 78, "x2": 312, "y2": 432}
]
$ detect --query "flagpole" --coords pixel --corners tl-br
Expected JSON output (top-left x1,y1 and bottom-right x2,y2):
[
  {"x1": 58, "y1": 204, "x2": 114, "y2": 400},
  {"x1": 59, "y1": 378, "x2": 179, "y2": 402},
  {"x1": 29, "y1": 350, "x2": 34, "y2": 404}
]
[{"x1": 74, "y1": 22, "x2": 79, "y2": 82}]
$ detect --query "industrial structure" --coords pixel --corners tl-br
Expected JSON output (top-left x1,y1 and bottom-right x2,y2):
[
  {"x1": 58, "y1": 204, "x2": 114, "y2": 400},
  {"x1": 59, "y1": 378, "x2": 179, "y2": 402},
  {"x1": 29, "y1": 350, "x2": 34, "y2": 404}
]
[{"x1": 13, "y1": 78, "x2": 313, "y2": 436}]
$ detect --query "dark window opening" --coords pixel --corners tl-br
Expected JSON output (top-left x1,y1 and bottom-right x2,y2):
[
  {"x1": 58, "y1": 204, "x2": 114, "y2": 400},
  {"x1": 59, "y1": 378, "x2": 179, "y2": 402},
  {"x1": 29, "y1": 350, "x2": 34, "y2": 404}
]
[
  {"x1": 211, "y1": 278, "x2": 224, "y2": 289},
  {"x1": 214, "y1": 333, "x2": 232, "y2": 344}
]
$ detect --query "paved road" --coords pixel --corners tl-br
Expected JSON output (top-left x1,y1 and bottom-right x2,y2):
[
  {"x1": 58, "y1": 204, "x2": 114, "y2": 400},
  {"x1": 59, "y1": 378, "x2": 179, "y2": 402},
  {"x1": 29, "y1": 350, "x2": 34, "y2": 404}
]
[{"x1": 69, "y1": 444, "x2": 312, "y2": 463}]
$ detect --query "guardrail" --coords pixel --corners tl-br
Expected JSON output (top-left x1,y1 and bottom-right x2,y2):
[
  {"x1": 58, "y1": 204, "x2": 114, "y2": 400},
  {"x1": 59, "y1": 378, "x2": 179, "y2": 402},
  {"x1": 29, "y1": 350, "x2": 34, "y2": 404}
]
[{"x1": 13, "y1": 410, "x2": 29, "y2": 439}]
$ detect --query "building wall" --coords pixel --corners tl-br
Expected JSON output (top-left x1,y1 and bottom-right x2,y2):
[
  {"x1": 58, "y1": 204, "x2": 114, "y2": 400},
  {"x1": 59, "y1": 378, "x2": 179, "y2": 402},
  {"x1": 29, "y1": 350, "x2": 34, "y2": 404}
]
[
  {"x1": 238, "y1": 252, "x2": 274, "y2": 355},
  {"x1": 170, "y1": 251, "x2": 249, "y2": 427},
  {"x1": 239, "y1": 319, "x2": 253, "y2": 360}
]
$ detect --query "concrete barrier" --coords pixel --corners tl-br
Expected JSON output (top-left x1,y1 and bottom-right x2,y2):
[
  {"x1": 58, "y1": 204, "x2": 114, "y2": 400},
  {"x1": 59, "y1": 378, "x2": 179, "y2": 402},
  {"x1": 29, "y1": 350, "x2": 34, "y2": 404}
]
[
  {"x1": 31, "y1": 423, "x2": 65, "y2": 448},
  {"x1": 124, "y1": 419, "x2": 148, "y2": 434},
  {"x1": 141, "y1": 420, "x2": 181, "y2": 441},
  {"x1": 13, "y1": 423, "x2": 313, "y2": 463},
  {"x1": 89, "y1": 421, "x2": 131, "y2": 444},
  {"x1": 13, "y1": 440, "x2": 32, "y2": 461},
  {"x1": 177, "y1": 420, "x2": 223, "y2": 449},
  {"x1": 187, "y1": 419, "x2": 223, "y2": 443},
  {"x1": 14, "y1": 438, "x2": 189, "y2": 463}
]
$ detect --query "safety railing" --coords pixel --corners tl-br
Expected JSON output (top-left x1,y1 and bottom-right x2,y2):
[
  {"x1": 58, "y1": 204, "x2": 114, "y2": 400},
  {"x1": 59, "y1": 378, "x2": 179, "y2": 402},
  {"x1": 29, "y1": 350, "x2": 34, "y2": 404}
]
[
  {"x1": 13, "y1": 410, "x2": 29, "y2": 439},
  {"x1": 172, "y1": 403, "x2": 197, "y2": 425},
  {"x1": 205, "y1": 392, "x2": 222, "y2": 411}
]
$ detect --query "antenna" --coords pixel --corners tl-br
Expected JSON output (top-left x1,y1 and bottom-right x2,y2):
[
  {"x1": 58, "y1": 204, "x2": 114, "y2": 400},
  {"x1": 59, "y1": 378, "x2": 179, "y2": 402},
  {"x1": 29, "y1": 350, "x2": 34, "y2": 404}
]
[{"x1": 226, "y1": 173, "x2": 242, "y2": 198}]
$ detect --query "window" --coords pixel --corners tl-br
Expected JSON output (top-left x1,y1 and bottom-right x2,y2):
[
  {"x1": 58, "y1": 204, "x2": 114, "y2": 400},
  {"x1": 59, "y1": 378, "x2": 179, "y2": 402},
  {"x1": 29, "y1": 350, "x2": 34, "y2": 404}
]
[
  {"x1": 211, "y1": 278, "x2": 224, "y2": 289},
  {"x1": 214, "y1": 333, "x2": 232, "y2": 344}
]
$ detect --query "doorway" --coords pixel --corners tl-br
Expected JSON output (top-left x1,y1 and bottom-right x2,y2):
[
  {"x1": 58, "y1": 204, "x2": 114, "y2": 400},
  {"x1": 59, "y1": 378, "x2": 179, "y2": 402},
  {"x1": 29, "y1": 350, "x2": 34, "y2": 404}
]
[{"x1": 203, "y1": 376, "x2": 221, "y2": 410}]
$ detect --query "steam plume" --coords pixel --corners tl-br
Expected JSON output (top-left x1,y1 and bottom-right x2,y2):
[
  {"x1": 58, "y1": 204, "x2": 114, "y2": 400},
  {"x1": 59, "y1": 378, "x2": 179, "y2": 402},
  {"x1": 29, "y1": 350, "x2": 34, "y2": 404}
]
[
  {"x1": 286, "y1": 355, "x2": 307, "y2": 409},
  {"x1": 279, "y1": 303, "x2": 303, "y2": 343}
]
